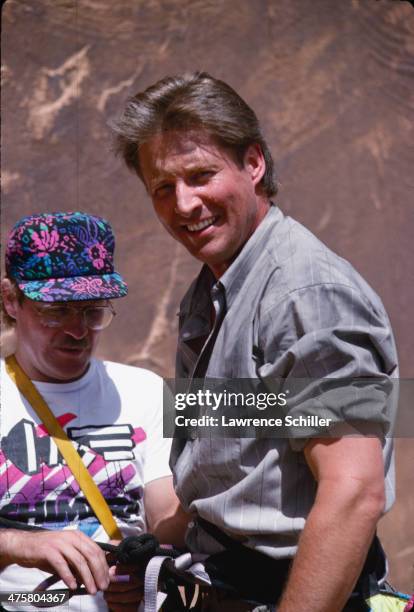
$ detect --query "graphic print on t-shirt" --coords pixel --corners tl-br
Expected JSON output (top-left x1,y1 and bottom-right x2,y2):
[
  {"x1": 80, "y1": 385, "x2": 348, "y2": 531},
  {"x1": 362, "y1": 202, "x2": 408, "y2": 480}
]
[{"x1": 0, "y1": 413, "x2": 147, "y2": 533}]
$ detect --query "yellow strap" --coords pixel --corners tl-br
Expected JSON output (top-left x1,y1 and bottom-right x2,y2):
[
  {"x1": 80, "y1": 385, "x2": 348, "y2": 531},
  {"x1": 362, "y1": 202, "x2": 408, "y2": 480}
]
[{"x1": 5, "y1": 354, "x2": 122, "y2": 541}]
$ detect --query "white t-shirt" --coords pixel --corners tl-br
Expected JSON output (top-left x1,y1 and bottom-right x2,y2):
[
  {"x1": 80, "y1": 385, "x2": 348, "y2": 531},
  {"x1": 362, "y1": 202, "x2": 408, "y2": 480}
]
[{"x1": 0, "y1": 358, "x2": 171, "y2": 611}]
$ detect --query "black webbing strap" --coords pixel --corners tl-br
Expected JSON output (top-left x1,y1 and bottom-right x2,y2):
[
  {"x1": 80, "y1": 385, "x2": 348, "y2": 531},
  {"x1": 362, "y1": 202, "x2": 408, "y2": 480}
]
[
  {"x1": 0, "y1": 516, "x2": 197, "y2": 610},
  {"x1": 196, "y1": 517, "x2": 291, "y2": 603},
  {"x1": 0, "y1": 516, "x2": 176, "y2": 564},
  {"x1": 197, "y1": 516, "x2": 245, "y2": 551},
  {"x1": 196, "y1": 516, "x2": 387, "y2": 607}
]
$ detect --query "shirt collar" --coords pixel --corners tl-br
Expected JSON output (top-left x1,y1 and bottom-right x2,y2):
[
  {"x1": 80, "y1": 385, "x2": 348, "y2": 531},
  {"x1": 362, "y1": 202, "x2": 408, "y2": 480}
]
[{"x1": 219, "y1": 204, "x2": 283, "y2": 307}]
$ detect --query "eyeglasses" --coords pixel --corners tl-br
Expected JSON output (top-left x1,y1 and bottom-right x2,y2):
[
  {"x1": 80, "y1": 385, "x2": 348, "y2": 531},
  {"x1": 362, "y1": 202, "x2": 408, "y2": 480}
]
[{"x1": 31, "y1": 302, "x2": 116, "y2": 330}]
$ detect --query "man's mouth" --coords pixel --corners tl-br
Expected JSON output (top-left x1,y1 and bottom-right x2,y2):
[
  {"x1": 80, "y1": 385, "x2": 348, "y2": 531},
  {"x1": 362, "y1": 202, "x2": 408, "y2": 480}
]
[
  {"x1": 55, "y1": 345, "x2": 89, "y2": 353},
  {"x1": 186, "y1": 216, "x2": 218, "y2": 232}
]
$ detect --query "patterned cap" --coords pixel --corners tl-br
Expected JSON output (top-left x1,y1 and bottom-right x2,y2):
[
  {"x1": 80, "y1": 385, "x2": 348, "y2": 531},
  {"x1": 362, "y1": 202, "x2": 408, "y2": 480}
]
[{"x1": 5, "y1": 211, "x2": 128, "y2": 302}]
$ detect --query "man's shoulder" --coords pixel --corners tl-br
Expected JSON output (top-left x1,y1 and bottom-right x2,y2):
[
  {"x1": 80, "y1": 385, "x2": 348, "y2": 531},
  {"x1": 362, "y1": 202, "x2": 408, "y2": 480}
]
[
  {"x1": 0, "y1": 356, "x2": 16, "y2": 384},
  {"x1": 266, "y1": 214, "x2": 345, "y2": 277},
  {"x1": 263, "y1": 214, "x2": 378, "y2": 304},
  {"x1": 93, "y1": 359, "x2": 162, "y2": 388}
]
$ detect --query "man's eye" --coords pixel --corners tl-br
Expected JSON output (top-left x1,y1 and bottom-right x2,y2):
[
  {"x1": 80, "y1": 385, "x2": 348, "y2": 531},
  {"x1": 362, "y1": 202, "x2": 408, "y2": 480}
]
[
  {"x1": 154, "y1": 184, "x2": 174, "y2": 198},
  {"x1": 192, "y1": 171, "x2": 213, "y2": 184},
  {"x1": 44, "y1": 308, "x2": 69, "y2": 317}
]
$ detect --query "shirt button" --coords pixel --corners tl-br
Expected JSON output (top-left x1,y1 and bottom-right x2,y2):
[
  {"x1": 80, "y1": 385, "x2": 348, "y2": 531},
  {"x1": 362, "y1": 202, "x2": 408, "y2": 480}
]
[{"x1": 188, "y1": 521, "x2": 195, "y2": 529}]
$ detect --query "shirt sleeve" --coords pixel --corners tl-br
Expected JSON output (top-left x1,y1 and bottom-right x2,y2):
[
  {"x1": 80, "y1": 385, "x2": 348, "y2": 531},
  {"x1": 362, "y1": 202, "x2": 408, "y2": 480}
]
[{"x1": 257, "y1": 282, "x2": 398, "y2": 450}]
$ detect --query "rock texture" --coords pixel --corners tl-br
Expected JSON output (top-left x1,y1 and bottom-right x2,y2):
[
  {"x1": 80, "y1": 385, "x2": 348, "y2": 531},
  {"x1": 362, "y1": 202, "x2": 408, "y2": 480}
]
[{"x1": 1, "y1": 0, "x2": 413, "y2": 592}]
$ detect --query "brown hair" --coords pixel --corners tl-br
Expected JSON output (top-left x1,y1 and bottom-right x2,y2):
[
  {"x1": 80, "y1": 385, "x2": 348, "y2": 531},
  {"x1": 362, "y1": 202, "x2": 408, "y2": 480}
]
[
  {"x1": 1, "y1": 278, "x2": 24, "y2": 328},
  {"x1": 112, "y1": 71, "x2": 277, "y2": 197}
]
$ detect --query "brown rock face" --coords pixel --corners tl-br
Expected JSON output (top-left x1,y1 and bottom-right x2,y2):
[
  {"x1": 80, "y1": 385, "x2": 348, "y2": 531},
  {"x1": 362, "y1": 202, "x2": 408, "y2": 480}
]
[{"x1": 2, "y1": 0, "x2": 413, "y2": 593}]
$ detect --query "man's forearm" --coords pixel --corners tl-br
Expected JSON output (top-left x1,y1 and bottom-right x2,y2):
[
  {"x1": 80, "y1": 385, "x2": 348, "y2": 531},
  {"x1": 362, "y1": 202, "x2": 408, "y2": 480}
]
[
  {"x1": 277, "y1": 482, "x2": 383, "y2": 612},
  {"x1": 0, "y1": 529, "x2": 14, "y2": 569},
  {"x1": 144, "y1": 476, "x2": 190, "y2": 547}
]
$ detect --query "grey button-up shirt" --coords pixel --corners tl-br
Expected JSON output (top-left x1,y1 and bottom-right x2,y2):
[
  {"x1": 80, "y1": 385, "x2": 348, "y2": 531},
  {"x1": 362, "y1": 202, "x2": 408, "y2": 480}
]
[{"x1": 171, "y1": 205, "x2": 398, "y2": 559}]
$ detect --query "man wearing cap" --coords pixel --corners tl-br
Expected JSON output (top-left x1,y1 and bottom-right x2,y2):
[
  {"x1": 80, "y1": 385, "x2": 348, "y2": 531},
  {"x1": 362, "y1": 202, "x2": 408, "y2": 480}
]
[
  {"x1": 0, "y1": 212, "x2": 185, "y2": 611},
  {"x1": 113, "y1": 73, "x2": 399, "y2": 611}
]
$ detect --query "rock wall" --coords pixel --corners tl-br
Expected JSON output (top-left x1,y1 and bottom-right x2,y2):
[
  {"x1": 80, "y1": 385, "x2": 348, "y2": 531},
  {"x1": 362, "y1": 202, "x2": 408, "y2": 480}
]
[{"x1": 1, "y1": 0, "x2": 413, "y2": 592}]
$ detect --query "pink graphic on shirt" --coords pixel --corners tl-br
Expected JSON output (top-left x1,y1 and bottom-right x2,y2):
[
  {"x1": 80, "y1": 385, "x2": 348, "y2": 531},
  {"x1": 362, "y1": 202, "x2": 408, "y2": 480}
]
[
  {"x1": 132, "y1": 428, "x2": 146, "y2": 444},
  {"x1": 36, "y1": 413, "x2": 76, "y2": 437},
  {"x1": 0, "y1": 415, "x2": 147, "y2": 524}
]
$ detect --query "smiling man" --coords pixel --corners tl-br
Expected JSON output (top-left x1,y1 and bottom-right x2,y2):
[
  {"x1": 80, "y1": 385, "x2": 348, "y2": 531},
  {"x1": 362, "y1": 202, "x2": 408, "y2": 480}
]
[
  {"x1": 113, "y1": 73, "x2": 398, "y2": 611},
  {"x1": 0, "y1": 212, "x2": 185, "y2": 612},
  {"x1": 138, "y1": 130, "x2": 269, "y2": 278}
]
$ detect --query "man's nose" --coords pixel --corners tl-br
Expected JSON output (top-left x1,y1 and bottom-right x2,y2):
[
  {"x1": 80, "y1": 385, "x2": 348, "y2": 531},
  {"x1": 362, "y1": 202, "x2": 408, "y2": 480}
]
[
  {"x1": 174, "y1": 182, "x2": 201, "y2": 217},
  {"x1": 63, "y1": 313, "x2": 89, "y2": 339}
]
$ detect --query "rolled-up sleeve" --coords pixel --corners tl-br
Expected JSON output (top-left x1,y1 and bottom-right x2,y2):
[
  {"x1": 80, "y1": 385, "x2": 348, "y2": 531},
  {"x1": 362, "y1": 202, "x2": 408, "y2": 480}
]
[{"x1": 258, "y1": 283, "x2": 398, "y2": 451}]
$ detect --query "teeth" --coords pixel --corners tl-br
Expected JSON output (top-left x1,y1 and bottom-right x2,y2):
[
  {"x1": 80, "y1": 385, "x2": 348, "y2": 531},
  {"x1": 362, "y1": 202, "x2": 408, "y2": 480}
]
[{"x1": 187, "y1": 217, "x2": 216, "y2": 232}]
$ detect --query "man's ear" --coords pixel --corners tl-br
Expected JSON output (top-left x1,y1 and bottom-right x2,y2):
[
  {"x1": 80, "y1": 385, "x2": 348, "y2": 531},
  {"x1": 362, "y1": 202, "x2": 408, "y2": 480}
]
[
  {"x1": 1, "y1": 278, "x2": 19, "y2": 320},
  {"x1": 243, "y1": 144, "x2": 266, "y2": 187}
]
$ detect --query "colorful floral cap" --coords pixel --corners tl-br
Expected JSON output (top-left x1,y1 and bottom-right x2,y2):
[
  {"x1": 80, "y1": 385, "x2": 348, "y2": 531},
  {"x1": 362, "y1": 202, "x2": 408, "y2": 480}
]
[{"x1": 5, "y1": 212, "x2": 128, "y2": 302}]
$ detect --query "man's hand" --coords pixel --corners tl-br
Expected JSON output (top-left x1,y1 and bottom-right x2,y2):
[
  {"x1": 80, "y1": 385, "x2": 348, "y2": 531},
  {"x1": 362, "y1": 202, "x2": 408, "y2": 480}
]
[
  {"x1": 0, "y1": 529, "x2": 110, "y2": 594},
  {"x1": 104, "y1": 563, "x2": 144, "y2": 612},
  {"x1": 103, "y1": 540, "x2": 144, "y2": 612},
  {"x1": 277, "y1": 437, "x2": 385, "y2": 612}
]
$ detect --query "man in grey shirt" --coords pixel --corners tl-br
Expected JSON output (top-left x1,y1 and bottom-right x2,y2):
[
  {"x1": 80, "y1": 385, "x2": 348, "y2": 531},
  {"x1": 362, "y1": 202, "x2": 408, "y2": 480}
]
[{"x1": 113, "y1": 72, "x2": 398, "y2": 611}]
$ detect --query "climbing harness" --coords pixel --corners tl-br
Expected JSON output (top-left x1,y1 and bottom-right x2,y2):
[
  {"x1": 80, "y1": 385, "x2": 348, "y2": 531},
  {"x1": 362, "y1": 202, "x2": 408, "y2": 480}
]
[{"x1": 1, "y1": 515, "x2": 413, "y2": 611}]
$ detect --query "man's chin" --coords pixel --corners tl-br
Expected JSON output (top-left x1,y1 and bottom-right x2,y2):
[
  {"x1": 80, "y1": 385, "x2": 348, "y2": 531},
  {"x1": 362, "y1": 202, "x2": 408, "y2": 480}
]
[
  {"x1": 47, "y1": 350, "x2": 91, "y2": 382},
  {"x1": 188, "y1": 243, "x2": 237, "y2": 276}
]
